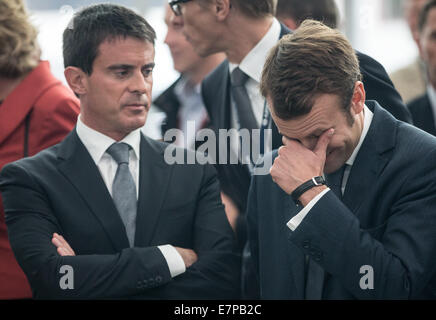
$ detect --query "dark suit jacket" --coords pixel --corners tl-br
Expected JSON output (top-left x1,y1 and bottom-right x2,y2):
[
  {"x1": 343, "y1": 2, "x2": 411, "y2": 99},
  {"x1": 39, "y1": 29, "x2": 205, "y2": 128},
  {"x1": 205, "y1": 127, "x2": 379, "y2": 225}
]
[
  {"x1": 247, "y1": 101, "x2": 436, "y2": 299},
  {"x1": 154, "y1": 77, "x2": 183, "y2": 137},
  {"x1": 0, "y1": 130, "x2": 240, "y2": 299},
  {"x1": 408, "y1": 93, "x2": 436, "y2": 136},
  {"x1": 201, "y1": 24, "x2": 412, "y2": 221}
]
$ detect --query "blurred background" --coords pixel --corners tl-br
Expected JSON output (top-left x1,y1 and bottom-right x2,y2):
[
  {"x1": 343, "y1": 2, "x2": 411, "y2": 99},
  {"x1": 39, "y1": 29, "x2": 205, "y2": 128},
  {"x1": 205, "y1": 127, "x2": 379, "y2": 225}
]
[{"x1": 26, "y1": 0, "x2": 415, "y2": 99}]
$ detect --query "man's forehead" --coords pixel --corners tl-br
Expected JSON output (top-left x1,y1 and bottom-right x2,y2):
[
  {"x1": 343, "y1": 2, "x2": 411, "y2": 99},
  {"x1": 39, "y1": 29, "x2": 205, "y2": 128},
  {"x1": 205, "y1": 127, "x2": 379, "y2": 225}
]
[
  {"x1": 269, "y1": 95, "x2": 341, "y2": 138},
  {"x1": 97, "y1": 37, "x2": 155, "y2": 60},
  {"x1": 100, "y1": 36, "x2": 154, "y2": 48}
]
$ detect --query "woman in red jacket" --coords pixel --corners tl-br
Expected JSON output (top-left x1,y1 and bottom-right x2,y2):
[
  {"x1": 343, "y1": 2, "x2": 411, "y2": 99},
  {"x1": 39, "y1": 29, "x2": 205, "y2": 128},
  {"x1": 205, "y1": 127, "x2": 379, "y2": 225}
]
[{"x1": 0, "y1": 0, "x2": 79, "y2": 299}]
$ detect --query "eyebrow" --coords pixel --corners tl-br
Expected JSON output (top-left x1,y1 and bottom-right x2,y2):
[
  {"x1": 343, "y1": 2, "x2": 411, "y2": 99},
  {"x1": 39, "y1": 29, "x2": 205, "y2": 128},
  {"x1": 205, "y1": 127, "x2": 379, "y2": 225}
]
[{"x1": 107, "y1": 63, "x2": 155, "y2": 70}]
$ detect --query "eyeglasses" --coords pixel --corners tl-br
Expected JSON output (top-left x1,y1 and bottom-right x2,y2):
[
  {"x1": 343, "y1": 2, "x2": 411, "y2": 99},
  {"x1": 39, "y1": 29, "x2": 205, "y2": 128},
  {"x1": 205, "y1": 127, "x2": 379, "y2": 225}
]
[{"x1": 168, "y1": 0, "x2": 193, "y2": 16}]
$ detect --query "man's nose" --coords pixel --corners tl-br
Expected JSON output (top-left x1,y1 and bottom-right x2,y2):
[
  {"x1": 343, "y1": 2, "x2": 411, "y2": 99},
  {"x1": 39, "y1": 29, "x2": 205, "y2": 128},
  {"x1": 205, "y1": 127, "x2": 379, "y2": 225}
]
[{"x1": 128, "y1": 71, "x2": 150, "y2": 94}]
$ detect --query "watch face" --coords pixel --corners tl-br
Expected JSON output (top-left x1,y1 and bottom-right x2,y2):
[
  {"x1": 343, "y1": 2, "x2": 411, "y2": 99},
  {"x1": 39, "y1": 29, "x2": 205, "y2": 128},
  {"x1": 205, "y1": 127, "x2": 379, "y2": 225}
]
[{"x1": 315, "y1": 176, "x2": 325, "y2": 185}]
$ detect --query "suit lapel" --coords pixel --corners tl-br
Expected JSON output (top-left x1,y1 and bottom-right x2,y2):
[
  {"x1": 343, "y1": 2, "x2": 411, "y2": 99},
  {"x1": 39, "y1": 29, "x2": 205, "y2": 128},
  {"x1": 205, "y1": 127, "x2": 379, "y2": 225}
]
[
  {"x1": 153, "y1": 77, "x2": 181, "y2": 134},
  {"x1": 57, "y1": 129, "x2": 130, "y2": 251},
  {"x1": 342, "y1": 102, "x2": 396, "y2": 213},
  {"x1": 216, "y1": 61, "x2": 231, "y2": 129},
  {"x1": 134, "y1": 135, "x2": 173, "y2": 246}
]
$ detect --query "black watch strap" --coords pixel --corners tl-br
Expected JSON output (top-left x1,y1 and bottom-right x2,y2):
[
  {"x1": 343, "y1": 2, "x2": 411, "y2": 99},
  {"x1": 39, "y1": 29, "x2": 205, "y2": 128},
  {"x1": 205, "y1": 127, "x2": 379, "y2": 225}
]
[{"x1": 291, "y1": 176, "x2": 326, "y2": 203}]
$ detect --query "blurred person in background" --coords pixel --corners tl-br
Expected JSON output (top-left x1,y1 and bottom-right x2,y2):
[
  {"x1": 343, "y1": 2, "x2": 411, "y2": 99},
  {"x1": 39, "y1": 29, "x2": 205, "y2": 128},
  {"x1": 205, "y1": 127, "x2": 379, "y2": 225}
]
[
  {"x1": 391, "y1": 0, "x2": 428, "y2": 103},
  {"x1": 408, "y1": 0, "x2": 436, "y2": 135},
  {"x1": 155, "y1": 5, "x2": 240, "y2": 231},
  {"x1": 153, "y1": 4, "x2": 225, "y2": 150},
  {"x1": 275, "y1": 0, "x2": 339, "y2": 30},
  {"x1": 0, "y1": 0, "x2": 79, "y2": 299}
]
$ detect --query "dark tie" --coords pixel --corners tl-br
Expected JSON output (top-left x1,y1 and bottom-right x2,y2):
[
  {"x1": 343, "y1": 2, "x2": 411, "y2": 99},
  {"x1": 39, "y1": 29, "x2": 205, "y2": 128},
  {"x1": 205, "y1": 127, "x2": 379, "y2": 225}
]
[
  {"x1": 106, "y1": 142, "x2": 137, "y2": 247},
  {"x1": 325, "y1": 165, "x2": 347, "y2": 199},
  {"x1": 230, "y1": 68, "x2": 260, "y2": 165},
  {"x1": 230, "y1": 67, "x2": 258, "y2": 131}
]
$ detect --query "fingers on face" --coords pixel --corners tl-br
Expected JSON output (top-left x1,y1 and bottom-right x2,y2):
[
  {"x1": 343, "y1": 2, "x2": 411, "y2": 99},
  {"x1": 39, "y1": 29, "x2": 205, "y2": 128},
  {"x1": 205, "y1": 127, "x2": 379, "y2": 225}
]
[{"x1": 314, "y1": 128, "x2": 334, "y2": 156}]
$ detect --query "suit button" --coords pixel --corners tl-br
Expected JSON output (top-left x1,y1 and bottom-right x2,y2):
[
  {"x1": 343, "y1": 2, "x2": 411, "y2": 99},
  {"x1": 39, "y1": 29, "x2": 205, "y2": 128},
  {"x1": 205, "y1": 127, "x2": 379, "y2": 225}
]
[
  {"x1": 156, "y1": 276, "x2": 162, "y2": 283},
  {"x1": 303, "y1": 240, "x2": 310, "y2": 249}
]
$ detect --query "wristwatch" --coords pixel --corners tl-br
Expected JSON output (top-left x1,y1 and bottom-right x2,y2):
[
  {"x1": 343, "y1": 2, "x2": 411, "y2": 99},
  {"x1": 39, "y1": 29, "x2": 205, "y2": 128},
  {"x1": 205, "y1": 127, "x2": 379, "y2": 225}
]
[{"x1": 291, "y1": 176, "x2": 326, "y2": 203}]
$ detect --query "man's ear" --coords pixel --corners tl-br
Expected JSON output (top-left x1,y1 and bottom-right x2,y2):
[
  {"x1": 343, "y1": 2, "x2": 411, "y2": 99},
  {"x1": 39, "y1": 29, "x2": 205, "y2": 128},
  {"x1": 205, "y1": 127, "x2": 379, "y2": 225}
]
[
  {"x1": 214, "y1": 0, "x2": 231, "y2": 21},
  {"x1": 64, "y1": 66, "x2": 87, "y2": 97},
  {"x1": 350, "y1": 81, "x2": 365, "y2": 115}
]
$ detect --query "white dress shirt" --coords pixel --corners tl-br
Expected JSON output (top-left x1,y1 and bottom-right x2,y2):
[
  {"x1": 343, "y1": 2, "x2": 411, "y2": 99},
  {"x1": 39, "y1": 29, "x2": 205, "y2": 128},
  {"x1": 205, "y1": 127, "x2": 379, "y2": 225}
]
[
  {"x1": 76, "y1": 115, "x2": 186, "y2": 277},
  {"x1": 173, "y1": 76, "x2": 209, "y2": 149},
  {"x1": 228, "y1": 18, "x2": 281, "y2": 159},
  {"x1": 287, "y1": 105, "x2": 374, "y2": 231}
]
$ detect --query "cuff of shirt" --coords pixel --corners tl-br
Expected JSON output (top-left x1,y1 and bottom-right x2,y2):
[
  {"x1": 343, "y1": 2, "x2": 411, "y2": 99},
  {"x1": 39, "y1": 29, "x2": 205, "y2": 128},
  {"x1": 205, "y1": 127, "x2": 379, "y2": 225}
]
[
  {"x1": 158, "y1": 244, "x2": 186, "y2": 278},
  {"x1": 287, "y1": 188, "x2": 330, "y2": 231}
]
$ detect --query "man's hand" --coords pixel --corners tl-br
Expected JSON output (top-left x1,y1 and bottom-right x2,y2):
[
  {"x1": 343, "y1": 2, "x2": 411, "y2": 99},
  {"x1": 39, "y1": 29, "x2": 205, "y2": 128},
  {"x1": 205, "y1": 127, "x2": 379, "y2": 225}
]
[
  {"x1": 220, "y1": 192, "x2": 239, "y2": 232},
  {"x1": 52, "y1": 233, "x2": 76, "y2": 256},
  {"x1": 174, "y1": 247, "x2": 198, "y2": 268},
  {"x1": 270, "y1": 129, "x2": 334, "y2": 198}
]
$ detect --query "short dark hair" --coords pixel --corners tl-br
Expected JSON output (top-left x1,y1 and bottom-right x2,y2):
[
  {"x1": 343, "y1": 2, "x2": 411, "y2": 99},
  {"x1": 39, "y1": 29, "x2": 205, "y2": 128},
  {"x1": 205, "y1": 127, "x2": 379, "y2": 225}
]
[
  {"x1": 260, "y1": 20, "x2": 361, "y2": 120},
  {"x1": 418, "y1": 0, "x2": 436, "y2": 32},
  {"x1": 276, "y1": 0, "x2": 339, "y2": 29},
  {"x1": 232, "y1": 0, "x2": 276, "y2": 18},
  {"x1": 63, "y1": 4, "x2": 156, "y2": 75}
]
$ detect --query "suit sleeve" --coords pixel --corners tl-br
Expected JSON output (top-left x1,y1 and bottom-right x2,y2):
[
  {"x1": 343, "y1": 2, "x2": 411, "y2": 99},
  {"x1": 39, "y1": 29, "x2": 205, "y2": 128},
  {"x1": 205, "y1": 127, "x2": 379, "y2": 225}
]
[
  {"x1": 358, "y1": 52, "x2": 412, "y2": 124},
  {"x1": 244, "y1": 174, "x2": 261, "y2": 299},
  {"x1": 0, "y1": 162, "x2": 173, "y2": 299},
  {"x1": 134, "y1": 164, "x2": 241, "y2": 300},
  {"x1": 288, "y1": 150, "x2": 436, "y2": 299}
]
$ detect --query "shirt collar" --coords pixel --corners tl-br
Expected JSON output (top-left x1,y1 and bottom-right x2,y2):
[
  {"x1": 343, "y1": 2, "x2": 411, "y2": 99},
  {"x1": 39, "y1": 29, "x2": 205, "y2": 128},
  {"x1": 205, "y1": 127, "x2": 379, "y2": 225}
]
[
  {"x1": 229, "y1": 18, "x2": 281, "y2": 83},
  {"x1": 76, "y1": 114, "x2": 141, "y2": 164},
  {"x1": 346, "y1": 104, "x2": 373, "y2": 166},
  {"x1": 174, "y1": 75, "x2": 201, "y2": 98}
]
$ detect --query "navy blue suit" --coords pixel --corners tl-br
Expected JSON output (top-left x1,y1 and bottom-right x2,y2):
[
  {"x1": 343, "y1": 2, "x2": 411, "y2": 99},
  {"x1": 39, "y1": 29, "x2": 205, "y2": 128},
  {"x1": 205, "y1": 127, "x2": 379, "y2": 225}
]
[
  {"x1": 201, "y1": 24, "x2": 411, "y2": 246},
  {"x1": 247, "y1": 101, "x2": 436, "y2": 299}
]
